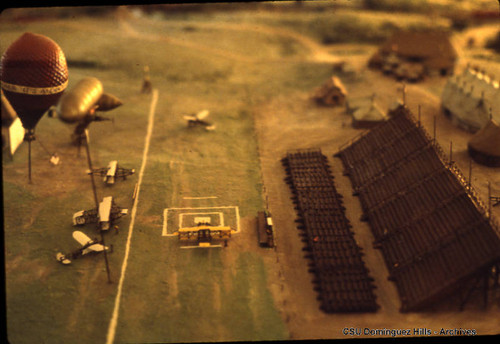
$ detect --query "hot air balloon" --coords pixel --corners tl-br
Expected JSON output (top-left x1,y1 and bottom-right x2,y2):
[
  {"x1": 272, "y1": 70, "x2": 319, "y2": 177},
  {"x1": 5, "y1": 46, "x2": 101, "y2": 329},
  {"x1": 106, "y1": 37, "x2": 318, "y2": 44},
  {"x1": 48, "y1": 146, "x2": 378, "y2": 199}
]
[{"x1": 1, "y1": 32, "x2": 69, "y2": 182}]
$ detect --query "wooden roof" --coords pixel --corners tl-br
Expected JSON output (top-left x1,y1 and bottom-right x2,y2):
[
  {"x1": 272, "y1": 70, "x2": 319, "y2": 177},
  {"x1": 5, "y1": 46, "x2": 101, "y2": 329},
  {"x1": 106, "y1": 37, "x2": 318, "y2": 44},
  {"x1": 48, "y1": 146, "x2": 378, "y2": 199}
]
[
  {"x1": 336, "y1": 108, "x2": 500, "y2": 312},
  {"x1": 378, "y1": 30, "x2": 457, "y2": 68}
]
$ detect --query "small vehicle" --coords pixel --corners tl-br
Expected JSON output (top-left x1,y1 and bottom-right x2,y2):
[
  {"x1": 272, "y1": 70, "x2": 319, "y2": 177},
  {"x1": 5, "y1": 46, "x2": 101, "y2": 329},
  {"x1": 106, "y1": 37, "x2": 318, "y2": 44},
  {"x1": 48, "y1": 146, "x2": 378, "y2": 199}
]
[{"x1": 257, "y1": 211, "x2": 275, "y2": 248}]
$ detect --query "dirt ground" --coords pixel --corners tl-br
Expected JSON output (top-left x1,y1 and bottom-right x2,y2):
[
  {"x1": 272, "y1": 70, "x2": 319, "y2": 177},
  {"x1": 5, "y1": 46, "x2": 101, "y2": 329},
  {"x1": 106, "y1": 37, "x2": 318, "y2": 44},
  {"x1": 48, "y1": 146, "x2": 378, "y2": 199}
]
[{"x1": 254, "y1": 66, "x2": 500, "y2": 339}]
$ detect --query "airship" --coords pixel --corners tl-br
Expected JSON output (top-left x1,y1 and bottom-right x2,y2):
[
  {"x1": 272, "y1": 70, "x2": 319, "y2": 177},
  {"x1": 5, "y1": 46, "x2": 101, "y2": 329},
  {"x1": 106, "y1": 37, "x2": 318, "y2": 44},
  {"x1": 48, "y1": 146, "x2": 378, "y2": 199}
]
[{"x1": 54, "y1": 76, "x2": 123, "y2": 145}]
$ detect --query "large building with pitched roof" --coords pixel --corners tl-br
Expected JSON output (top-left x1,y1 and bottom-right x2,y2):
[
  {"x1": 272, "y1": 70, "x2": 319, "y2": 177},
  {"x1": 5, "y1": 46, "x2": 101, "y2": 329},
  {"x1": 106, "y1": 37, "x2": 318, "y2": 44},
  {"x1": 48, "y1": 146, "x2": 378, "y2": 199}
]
[
  {"x1": 335, "y1": 105, "x2": 500, "y2": 312},
  {"x1": 369, "y1": 29, "x2": 457, "y2": 80}
]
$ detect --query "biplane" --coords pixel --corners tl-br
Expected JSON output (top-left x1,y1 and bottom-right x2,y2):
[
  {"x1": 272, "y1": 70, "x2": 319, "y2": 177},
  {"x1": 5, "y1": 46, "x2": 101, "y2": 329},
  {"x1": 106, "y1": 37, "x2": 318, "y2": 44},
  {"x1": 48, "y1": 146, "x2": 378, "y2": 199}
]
[
  {"x1": 183, "y1": 109, "x2": 216, "y2": 131},
  {"x1": 174, "y1": 224, "x2": 233, "y2": 248},
  {"x1": 56, "y1": 230, "x2": 111, "y2": 265},
  {"x1": 87, "y1": 160, "x2": 135, "y2": 185},
  {"x1": 73, "y1": 196, "x2": 128, "y2": 231}
]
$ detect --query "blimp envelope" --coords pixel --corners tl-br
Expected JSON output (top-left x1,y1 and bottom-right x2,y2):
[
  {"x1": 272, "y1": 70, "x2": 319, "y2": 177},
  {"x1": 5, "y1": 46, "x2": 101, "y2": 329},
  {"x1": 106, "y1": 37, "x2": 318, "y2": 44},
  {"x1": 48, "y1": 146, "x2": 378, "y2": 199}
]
[{"x1": 57, "y1": 77, "x2": 103, "y2": 123}]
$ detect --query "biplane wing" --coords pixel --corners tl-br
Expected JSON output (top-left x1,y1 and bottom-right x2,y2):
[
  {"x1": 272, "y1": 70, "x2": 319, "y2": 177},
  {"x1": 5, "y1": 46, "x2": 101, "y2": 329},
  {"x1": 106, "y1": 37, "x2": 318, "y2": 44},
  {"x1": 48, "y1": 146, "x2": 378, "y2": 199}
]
[
  {"x1": 115, "y1": 166, "x2": 135, "y2": 179},
  {"x1": 195, "y1": 109, "x2": 210, "y2": 120},
  {"x1": 110, "y1": 203, "x2": 128, "y2": 221},
  {"x1": 174, "y1": 225, "x2": 232, "y2": 248},
  {"x1": 87, "y1": 167, "x2": 108, "y2": 177},
  {"x1": 73, "y1": 231, "x2": 108, "y2": 255}
]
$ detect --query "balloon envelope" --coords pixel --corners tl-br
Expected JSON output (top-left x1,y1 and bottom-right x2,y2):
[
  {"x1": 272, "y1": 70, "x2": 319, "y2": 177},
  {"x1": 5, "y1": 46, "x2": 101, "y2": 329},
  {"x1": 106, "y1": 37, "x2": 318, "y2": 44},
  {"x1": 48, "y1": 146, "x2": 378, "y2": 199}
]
[
  {"x1": 57, "y1": 77, "x2": 103, "y2": 124},
  {"x1": 0, "y1": 32, "x2": 68, "y2": 131}
]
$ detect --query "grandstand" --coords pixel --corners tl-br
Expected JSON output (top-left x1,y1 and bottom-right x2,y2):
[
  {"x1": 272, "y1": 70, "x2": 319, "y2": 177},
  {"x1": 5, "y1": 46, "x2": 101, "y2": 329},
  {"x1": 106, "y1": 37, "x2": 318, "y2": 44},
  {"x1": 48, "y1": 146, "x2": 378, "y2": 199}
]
[
  {"x1": 335, "y1": 104, "x2": 500, "y2": 312},
  {"x1": 282, "y1": 149, "x2": 378, "y2": 313}
]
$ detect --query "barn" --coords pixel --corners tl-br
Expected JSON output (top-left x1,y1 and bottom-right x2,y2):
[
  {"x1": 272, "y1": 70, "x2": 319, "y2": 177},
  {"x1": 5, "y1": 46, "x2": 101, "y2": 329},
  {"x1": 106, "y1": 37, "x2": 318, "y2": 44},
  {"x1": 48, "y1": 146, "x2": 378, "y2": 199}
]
[{"x1": 369, "y1": 29, "x2": 457, "y2": 79}]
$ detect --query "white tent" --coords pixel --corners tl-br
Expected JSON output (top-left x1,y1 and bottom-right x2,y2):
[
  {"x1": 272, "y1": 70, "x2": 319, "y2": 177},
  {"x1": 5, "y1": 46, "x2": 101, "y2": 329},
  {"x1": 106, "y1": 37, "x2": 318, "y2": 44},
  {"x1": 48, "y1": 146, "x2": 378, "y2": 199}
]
[
  {"x1": 352, "y1": 101, "x2": 387, "y2": 129},
  {"x1": 442, "y1": 67, "x2": 500, "y2": 132}
]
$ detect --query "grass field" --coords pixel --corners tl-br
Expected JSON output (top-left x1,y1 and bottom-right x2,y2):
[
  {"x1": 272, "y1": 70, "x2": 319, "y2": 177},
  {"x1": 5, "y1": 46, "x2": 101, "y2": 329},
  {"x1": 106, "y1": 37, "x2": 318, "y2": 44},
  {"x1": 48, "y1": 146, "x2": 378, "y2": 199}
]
[{"x1": 1, "y1": 9, "x2": 311, "y2": 344}]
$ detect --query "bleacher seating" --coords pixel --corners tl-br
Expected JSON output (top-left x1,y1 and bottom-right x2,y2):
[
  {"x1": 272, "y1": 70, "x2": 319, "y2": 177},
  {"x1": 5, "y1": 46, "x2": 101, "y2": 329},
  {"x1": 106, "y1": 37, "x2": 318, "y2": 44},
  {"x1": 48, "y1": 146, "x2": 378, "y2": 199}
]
[{"x1": 282, "y1": 149, "x2": 378, "y2": 313}]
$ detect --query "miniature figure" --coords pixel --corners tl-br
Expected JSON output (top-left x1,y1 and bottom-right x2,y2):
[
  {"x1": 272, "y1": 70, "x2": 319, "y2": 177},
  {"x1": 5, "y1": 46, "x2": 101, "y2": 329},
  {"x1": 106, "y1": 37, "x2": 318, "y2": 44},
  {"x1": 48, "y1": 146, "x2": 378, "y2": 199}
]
[{"x1": 141, "y1": 65, "x2": 152, "y2": 94}]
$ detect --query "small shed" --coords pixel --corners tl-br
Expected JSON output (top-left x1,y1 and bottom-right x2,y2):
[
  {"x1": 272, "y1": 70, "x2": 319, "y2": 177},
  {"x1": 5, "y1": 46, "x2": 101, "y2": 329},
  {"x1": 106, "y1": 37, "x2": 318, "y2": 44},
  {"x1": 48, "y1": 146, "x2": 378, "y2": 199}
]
[{"x1": 312, "y1": 76, "x2": 348, "y2": 106}]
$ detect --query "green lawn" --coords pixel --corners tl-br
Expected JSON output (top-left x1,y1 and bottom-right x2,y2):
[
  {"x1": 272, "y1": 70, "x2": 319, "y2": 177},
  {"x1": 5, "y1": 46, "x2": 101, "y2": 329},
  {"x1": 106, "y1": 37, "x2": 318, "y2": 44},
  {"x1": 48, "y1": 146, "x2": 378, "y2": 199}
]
[{"x1": 2, "y1": 10, "x2": 303, "y2": 344}]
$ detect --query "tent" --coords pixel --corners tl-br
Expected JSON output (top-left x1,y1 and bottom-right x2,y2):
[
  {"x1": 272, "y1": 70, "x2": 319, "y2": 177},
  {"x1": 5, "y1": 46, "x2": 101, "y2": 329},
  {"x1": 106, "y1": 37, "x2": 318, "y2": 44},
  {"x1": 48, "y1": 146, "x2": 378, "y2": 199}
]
[
  {"x1": 442, "y1": 67, "x2": 500, "y2": 132},
  {"x1": 345, "y1": 96, "x2": 373, "y2": 115},
  {"x1": 468, "y1": 119, "x2": 500, "y2": 167},
  {"x1": 352, "y1": 101, "x2": 387, "y2": 129}
]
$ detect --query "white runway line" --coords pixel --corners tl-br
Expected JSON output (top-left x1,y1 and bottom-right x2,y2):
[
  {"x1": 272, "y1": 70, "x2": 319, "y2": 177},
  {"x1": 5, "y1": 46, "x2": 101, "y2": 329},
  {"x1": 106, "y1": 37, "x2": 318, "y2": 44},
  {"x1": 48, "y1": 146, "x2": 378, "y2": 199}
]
[
  {"x1": 106, "y1": 88, "x2": 158, "y2": 344},
  {"x1": 183, "y1": 196, "x2": 218, "y2": 200}
]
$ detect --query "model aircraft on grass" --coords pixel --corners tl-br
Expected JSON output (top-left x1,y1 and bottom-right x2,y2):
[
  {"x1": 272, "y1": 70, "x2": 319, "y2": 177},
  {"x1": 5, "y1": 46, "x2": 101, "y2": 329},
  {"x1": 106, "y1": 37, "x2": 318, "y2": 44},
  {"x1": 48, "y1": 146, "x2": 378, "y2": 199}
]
[
  {"x1": 56, "y1": 230, "x2": 112, "y2": 265},
  {"x1": 183, "y1": 109, "x2": 216, "y2": 131},
  {"x1": 87, "y1": 160, "x2": 135, "y2": 185},
  {"x1": 73, "y1": 196, "x2": 128, "y2": 231},
  {"x1": 174, "y1": 223, "x2": 233, "y2": 249}
]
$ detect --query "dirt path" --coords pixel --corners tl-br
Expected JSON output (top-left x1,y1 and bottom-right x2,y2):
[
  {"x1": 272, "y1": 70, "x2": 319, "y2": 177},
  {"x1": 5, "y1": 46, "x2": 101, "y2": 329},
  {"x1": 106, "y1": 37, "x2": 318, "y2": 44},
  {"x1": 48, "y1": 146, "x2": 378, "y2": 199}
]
[{"x1": 115, "y1": 12, "x2": 341, "y2": 64}]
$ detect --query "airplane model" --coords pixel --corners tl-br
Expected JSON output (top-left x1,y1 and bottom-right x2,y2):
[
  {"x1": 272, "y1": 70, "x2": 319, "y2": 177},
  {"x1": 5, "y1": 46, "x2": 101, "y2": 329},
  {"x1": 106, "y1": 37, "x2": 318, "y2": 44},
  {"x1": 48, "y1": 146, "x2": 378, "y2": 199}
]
[
  {"x1": 56, "y1": 230, "x2": 111, "y2": 265},
  {"x1": 87, "y1": 160, "x2": 135, "y2": 185},
  {"x1": 73, "y1": 196, "x2": 128, "y2": 231},
  {"x1": 174, "y1": 224, "x2": 233, "y2": 248},
  {"x1": 183, "y1": 109, "x2": 216, "y2": 131}
]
